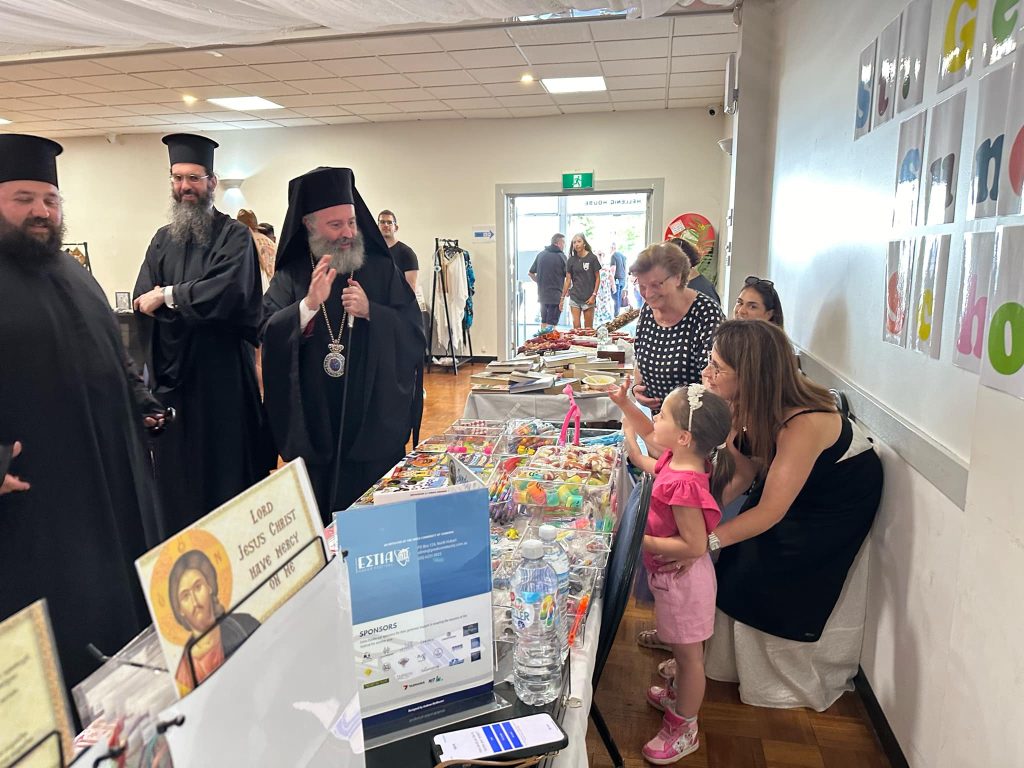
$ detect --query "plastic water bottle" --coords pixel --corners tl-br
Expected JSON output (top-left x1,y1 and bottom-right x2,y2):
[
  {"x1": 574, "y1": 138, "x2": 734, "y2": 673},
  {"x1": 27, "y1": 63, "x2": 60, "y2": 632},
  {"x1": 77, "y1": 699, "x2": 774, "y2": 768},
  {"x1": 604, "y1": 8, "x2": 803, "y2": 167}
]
[
  {"x1": 538, "y1": 524, "x2": 570, "y2": 659},
  {"x1": 511, "y1": 539, "x2": 563, "y2": 705}
]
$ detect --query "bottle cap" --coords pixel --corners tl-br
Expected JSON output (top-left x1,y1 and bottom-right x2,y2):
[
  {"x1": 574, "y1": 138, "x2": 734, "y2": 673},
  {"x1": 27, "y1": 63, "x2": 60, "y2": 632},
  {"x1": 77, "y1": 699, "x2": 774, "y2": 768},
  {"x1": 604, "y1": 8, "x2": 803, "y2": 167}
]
[
  {"x1": 520, "y1": 539, "x2": 543, "y2": 559},
  {"x1": 538, "y1": 524, "x2": 557, "y2": 542}
]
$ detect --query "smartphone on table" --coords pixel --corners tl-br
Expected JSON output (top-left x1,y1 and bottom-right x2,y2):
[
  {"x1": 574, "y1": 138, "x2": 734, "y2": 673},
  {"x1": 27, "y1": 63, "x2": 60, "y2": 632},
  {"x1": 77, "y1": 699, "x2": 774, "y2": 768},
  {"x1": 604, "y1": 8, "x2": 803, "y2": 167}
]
[{"x1": 431, "y1": 713, "x2": 567, "y2": 764}]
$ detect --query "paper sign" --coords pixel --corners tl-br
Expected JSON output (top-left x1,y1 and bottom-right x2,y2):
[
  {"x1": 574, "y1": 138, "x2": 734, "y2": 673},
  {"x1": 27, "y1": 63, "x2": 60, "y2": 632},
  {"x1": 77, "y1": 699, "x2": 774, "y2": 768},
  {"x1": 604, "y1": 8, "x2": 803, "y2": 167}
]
[
  {"x1": 136, "y1": 459, "x2": 325, "y2": 697},
  {"x1": 911, "y1": 235, "x2": 951, "y2": 358},
  {"x1": 970, "y1": 64, "x2": 1013, "y2": 219},
  {"x1": 998, "y1": 43, "x2": 1024, "y2": 215},
  {"x1": 0, "y1": 601, "x2": 74, "y2": 768},
  {"x1": 472, "y1": 226, "x2": 495, "y2": 243},
  {"x1": 856, "y1": 39, "x2": 878, "y2": 139},
  {"x1": 897, "y1": 0, "x2": 932, "y2": 112},
  {"x1": 874, "y1": 16, "x2": 902, "y2": 129},
  {"x1": 981, "y1": 224, "x2": 1024, "y2": 398},
  {"x1": 335, "y1": 486, "x2": 493, "y2": 726},
  {"x1": 953, "y1": 231, "x2": 996, "y2": 371},
  {"x1": 885, "y1": 239, "x2": 917, "y2": 346},
  {"x1": 938, "y1": 0, "x2": 977, "y2": 92},
  {"x1": 982, "y1": 0, "x2": 1022, "y2": 66},
  {"x1": 924, "y1": 89, "x2": 968, "y2": 224},
  {"x1": 894, "y1": 111, "x2": 928, "y2": 226}
]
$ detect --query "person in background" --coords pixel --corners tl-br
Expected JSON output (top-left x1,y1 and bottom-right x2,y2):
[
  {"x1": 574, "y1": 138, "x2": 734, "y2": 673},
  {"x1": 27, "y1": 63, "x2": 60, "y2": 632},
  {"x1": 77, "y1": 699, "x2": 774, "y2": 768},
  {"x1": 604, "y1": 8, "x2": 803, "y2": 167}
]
[
  {"x1": 561, "y1": 233, "x2": 601, "y2": 329},
  {"x1": 529, "y1": 233, "x2": 567, "y2": 329},
  {"x1": 133, "y1": 134, "x2": 274, "y2": 539},
  {"x1": 670, "y1": 237, "x2": 720, "y2": 305},
  {"x1": 734, "y1": 275, "x2": 784, "y2": 327},
  {"x1": 377, "y1": 209, "x2": 420, "y2": 300},
  {"x1": 237, "y1": 208, "x2": 276, "y2": 293},
  {"x1": 256, "y1": 222, "x2": 275, "y2": 242},
  {"x1": 629, "y1": 242, "x2": 725, "y2": 412},
  {"x1": 610, "y1": 241, "x2": 627, "y2": 315}
]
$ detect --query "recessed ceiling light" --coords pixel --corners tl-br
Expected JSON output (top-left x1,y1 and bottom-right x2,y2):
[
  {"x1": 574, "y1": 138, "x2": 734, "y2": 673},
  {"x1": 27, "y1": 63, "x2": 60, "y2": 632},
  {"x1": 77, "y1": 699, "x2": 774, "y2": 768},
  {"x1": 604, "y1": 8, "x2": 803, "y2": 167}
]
[
  {"x1": 207, "y1": 96, "x2": 283, "y2": 111},
  {"x1": 520, "y1": 73, "x2": 535, "y2": 84},
  {"x1": 182, "y1": 95, "x2": 198, "y2": 105},
  {"x1": 208, "y1": 51, "x2": 224, "y2": 58},
  {"x1": 0, "y1": 117, "x2": 11, "y2": 125},
  {"x1": 540, "y1": 76, "x2": 606, "y2": 94}
]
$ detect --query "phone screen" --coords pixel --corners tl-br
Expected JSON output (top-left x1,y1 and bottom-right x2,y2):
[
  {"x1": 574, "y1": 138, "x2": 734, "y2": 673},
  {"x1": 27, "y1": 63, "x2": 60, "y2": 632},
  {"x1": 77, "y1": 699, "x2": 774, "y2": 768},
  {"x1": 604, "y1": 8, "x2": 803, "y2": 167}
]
[{"x1": 433, "y1": 714, "x2": 563, "y2": 760}]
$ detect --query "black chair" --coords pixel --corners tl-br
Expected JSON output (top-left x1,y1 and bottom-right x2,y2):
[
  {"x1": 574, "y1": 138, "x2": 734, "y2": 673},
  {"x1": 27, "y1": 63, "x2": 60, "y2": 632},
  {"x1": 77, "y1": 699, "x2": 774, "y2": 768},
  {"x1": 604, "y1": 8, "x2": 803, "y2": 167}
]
[{"x1": 589, "y1": 472, "x2": 653, "y2": 768}]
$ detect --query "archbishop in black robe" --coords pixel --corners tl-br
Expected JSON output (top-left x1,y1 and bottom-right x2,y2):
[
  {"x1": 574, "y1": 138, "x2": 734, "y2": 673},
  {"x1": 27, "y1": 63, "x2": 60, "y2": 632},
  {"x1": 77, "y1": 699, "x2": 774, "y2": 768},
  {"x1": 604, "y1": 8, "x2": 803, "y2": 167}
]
[
  {"x1": 261, "y1": 167, "x2": 424, "y2": 521},
  {"x1": 0, "y1": 237, "x2": 157, "y2": 688},
  {"x1": 134, "y1": 208, "x2": 274, "y2": 539}
]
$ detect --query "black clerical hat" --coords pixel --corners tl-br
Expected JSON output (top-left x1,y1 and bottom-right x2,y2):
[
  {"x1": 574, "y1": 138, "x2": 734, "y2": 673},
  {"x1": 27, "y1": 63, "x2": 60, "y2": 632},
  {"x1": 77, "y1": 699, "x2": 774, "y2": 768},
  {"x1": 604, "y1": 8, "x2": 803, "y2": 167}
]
[
  {"x1": 0, "y1": 134, "x2": 63, "y2": 186},
  {"x1": 163, "y1": 133, "x2": 217, "y2": 170},
  {"x1": 276, "y1": 166, "x2": 389, "y2": 268}
]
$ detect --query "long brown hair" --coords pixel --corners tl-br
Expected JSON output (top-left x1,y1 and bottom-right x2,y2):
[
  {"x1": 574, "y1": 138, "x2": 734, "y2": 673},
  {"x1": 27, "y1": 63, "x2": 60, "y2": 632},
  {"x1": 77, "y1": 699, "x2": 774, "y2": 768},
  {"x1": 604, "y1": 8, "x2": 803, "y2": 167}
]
[
  {"x1": 663, "y1": 385, "x2": 735, "y2": 505},
  {"x1": 713, "y1": 319, "x2": 835, "y2": 469}
]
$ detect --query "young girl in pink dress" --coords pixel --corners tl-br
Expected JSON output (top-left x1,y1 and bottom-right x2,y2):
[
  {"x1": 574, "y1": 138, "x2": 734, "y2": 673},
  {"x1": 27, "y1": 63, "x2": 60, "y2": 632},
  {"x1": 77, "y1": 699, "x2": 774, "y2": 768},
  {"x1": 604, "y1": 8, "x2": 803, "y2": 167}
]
[{"x1": 610, "y1": 380, "x2": 733, "y2": 764}]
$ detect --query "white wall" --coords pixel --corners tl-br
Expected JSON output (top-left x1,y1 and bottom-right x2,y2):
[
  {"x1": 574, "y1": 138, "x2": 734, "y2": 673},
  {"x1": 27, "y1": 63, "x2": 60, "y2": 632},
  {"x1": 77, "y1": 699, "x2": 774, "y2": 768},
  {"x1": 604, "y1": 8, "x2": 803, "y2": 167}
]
[
  {"x1": 57, "y1": 108, "x2": 728, "y2": 356},
  {"x1": 763, "y1": 1, "x2": 1024, "y2": 765}
]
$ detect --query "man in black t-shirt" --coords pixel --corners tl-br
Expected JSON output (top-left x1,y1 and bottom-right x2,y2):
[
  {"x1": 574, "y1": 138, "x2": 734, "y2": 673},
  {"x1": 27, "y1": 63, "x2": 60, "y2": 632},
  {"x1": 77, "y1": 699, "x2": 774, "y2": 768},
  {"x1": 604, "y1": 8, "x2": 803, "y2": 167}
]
[{"x1": 378, "y1": 209, "x2": 419, "y2": 296}]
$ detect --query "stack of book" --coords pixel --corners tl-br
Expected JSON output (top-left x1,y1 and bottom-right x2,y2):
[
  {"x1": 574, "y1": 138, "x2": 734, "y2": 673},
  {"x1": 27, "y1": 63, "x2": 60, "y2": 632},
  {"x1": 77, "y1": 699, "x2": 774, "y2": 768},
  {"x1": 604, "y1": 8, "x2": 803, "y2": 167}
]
[{"x1": 471, "y1": 370, "x2": 578, "y2": 395}]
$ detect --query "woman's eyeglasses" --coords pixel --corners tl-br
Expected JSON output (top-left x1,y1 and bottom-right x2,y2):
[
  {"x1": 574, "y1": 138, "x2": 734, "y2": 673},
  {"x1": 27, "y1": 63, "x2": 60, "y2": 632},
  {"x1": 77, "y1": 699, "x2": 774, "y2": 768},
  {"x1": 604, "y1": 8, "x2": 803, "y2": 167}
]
[
  {"x1": 703, "y1": 354, "x2": 733, "y2": 380},
  {"x1": 744, "y1": 275, "x2": 774, "y2": 288},
  {"x1": 634, "y1": 274, "x2": 678, "y2": 294}
]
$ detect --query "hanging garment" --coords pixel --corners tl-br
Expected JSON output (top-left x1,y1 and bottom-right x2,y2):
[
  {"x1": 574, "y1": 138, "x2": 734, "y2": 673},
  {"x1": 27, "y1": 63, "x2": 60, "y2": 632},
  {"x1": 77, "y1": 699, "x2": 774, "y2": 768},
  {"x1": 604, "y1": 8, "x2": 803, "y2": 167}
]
[
  {"x1": 463, "y1": 250, "x2": 476, "y2": 329},
  {"x1": 431, "y1": 246, "x2": 469, "y2": 355}
]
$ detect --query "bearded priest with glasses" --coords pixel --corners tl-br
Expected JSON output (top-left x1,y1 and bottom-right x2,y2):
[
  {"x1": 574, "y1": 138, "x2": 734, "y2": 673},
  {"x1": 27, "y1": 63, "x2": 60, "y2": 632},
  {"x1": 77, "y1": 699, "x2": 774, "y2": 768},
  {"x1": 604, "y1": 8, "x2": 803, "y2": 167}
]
[{"x1": 133, "y1": 133, "x2": 275, "y2": 540}]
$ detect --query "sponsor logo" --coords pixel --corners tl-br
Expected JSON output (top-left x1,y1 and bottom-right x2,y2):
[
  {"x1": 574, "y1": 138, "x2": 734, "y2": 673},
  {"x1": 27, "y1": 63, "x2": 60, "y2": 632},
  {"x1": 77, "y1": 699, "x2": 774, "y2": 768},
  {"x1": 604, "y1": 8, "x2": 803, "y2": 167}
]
[{"x1": 357, "y1": 546, "x2": 414, "y2": 571}]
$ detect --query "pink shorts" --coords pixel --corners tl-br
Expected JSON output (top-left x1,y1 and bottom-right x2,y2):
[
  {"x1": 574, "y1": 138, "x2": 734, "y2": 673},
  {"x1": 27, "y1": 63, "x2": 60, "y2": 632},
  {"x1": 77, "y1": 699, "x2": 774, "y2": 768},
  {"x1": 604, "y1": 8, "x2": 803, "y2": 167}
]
[{"x1": 648, "y1": 554, "x2": 716, "y2": 645}]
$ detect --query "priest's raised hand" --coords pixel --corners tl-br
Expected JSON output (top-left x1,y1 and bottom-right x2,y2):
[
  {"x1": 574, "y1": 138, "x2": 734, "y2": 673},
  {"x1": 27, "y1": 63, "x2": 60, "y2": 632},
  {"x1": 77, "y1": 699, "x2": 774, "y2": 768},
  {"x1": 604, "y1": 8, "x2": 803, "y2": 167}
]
[{"x1": 304, "y1": 254, "x2": 338, "y2": 311}]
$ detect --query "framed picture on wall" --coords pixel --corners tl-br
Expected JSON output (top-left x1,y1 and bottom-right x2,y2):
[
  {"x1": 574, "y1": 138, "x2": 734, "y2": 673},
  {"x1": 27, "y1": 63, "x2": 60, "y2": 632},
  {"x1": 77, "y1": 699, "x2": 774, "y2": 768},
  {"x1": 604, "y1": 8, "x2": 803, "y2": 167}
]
[
  {"x1": 63, "y1": 242, "x2": 90, "y2": 273},
  {"x1": 115, "y1": 292, "x2": 132, "y2": 313}
]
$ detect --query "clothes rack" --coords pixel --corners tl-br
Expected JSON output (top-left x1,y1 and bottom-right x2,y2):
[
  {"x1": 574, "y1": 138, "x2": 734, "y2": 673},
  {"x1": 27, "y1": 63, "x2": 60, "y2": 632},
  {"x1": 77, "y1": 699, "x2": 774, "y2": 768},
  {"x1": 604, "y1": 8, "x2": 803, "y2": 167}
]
[{"x1": 428, "y1": 237, "x2": 474, "y2": 375}]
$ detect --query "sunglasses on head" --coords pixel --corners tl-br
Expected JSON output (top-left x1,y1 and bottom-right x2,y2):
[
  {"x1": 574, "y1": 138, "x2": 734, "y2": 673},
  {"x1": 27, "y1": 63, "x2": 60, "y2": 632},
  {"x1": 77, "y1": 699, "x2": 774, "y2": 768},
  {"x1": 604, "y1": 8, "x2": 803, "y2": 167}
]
[{"x1": 744, "y1": 275, "x2": 774, "y2": 288}]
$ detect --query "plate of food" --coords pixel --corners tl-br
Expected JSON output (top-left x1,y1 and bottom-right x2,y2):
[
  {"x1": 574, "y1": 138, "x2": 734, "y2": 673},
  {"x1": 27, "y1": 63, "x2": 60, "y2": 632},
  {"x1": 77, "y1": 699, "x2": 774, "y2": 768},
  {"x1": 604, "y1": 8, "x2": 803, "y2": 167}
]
[{"x1": 582, "y1": 374, "x2": 616, "y2": 389}]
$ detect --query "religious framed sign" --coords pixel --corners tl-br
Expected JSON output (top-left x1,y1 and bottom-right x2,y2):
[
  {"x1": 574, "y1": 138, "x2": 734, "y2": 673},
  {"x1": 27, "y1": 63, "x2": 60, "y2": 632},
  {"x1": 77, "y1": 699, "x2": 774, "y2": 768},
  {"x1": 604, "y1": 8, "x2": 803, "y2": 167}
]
[
  {"x1": 135, "y1": 458, "x2": 326, "y2": 698},
  {"x1": 115, "y1": 291, "x2": 132, "y2": 313}
]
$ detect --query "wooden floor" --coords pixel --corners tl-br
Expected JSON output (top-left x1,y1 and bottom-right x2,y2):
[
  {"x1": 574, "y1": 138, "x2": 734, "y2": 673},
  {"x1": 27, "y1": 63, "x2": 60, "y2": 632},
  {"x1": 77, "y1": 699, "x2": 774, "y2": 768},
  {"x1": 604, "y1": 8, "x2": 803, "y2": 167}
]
[{"x1": 421, "y1": 363, "x2": 892, "y2": 768}]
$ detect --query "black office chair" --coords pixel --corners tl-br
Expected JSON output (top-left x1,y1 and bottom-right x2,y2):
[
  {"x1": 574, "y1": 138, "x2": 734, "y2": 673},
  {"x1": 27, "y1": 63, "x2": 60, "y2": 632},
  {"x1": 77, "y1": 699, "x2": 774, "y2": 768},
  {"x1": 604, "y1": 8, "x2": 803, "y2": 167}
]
[{"x1": 589, "y1": 472, "x2": 653, "y2": 768}]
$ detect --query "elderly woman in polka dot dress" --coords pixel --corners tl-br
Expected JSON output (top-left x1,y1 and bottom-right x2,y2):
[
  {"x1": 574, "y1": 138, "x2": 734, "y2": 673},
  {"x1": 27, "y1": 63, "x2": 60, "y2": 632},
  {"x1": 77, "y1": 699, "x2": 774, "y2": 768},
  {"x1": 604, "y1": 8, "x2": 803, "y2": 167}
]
[{"x1": 630, "y1": 242, "x2": 725, "y2": 412}]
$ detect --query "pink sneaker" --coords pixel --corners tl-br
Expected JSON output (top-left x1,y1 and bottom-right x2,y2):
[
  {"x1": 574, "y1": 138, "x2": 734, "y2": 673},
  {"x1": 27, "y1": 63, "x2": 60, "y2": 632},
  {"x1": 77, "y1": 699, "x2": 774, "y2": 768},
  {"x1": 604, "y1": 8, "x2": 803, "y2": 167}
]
[
  {"x1": 642, "y1": 709, "x2": 699, "y2": 765},
  {"x1": 645, "y1": 683, "x2": 675, "y2": 712}
]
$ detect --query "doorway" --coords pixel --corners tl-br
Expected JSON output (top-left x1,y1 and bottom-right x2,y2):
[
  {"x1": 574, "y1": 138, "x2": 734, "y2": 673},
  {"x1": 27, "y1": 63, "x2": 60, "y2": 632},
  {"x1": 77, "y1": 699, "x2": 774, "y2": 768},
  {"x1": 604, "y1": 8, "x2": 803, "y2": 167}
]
[{"x1": 508, "y1": 190, "x2": 652, "y2": 352}]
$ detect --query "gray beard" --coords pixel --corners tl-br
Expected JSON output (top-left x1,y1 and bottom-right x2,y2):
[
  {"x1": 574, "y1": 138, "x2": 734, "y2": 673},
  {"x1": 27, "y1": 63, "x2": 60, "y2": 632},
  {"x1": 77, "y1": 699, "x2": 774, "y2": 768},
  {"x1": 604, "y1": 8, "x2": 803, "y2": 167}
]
[
  {"x1": 308, "y1": 230, "x2": 366, "y2": 274},
  {"x1": 169, "y1": 198, "x2": 213, "y2": 246}
]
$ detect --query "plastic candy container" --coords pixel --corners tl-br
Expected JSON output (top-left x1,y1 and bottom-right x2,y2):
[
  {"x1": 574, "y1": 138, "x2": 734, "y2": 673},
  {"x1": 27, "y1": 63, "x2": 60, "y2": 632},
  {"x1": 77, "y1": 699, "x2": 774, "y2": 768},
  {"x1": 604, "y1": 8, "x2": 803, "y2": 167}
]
[{"x1": 510, "y1": 467, "x2": 591, "y2": 513}]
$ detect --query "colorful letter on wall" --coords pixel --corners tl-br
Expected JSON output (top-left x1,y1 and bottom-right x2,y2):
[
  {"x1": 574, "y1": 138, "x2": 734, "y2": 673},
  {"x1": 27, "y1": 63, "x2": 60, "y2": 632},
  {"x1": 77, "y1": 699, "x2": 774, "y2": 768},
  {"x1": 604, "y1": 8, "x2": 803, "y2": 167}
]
[
  {"x1": 953, "y1": 231, "x2": 996, "y2": 372},
  {"x1": 981, "y1": 224, "x2": 1024, "y2": 398},
  {"x1": 998, "y1": 44, "x2": 1024, "y2": 214},
  {"x1": 970, "y1": 64, "x2": 1013, "y2": 218},
  {"x1": 939, "y1": 0, "x2": 977, "y2": 92},
  {"x1": 924, "y1": 89, "x2": 968, "y2": 224},
  {"x1": 898, "y1": 0, "x2": 932, "y2": 113},
  {"x1": 874, "y1": 16, "x2": 902, "y2": 129},
  {"x1": 894, "y1": 111, "x2": 928, "y2": 226},
  {"x1": 856, "y1": 39, "x2": 877, "y2": 140},
  {"x1": 911, "y1": 235, "x2": 951, "y2": 358},
  {"x1": 983, "y1": 0, "x2": 1021, "y2": 66},
  {"x1": 885, "y1": 239, "x2": 917, "y2": 346}
]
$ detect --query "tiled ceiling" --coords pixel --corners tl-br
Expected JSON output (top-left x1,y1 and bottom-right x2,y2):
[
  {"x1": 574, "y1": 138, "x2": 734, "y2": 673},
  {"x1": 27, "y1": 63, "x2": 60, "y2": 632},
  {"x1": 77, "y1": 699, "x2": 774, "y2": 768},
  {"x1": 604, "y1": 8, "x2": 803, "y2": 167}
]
[{"x1": 0, "y1": 14, "x2": 737, "y2": 138}]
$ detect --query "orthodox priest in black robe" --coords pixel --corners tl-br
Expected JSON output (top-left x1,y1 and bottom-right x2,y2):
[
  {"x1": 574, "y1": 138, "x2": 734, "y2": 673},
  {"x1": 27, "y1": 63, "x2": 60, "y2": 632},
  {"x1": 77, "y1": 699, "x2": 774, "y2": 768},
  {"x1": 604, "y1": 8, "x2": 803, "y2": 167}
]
[
  {"x1": 0, "y1": 134, "x2": 157, "y2": 687},
  {"x1": 134, "y1": 134, "x2": 274, "y2": 539},
  {"x1": 261, "y1": 167, "x2": 424, "y2": 522}
]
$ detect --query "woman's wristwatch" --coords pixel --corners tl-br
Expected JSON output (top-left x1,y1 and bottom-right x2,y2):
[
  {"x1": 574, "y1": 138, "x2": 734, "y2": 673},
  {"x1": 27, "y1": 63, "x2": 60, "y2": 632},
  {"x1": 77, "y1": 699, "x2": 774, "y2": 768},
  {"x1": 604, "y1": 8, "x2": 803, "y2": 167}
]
[{"x1": 707, "y1": 532, "x2": 721, "y2": 552}]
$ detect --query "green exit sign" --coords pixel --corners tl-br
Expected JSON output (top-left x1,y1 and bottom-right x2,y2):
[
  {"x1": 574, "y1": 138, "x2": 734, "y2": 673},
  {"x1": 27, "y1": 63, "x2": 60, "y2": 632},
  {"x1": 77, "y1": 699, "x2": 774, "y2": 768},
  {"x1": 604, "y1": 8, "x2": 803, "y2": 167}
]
[{"x1": 562, "y1": 172, "x2": 594, "y2": 190}]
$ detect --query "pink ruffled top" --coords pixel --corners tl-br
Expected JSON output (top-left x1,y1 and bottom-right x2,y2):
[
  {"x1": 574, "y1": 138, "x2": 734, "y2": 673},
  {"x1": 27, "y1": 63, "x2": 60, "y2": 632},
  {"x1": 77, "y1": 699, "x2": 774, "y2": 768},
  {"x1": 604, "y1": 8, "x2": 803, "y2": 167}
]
[{"x1": 643, "y1": 452, "x2": 722, "y2": 572}]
